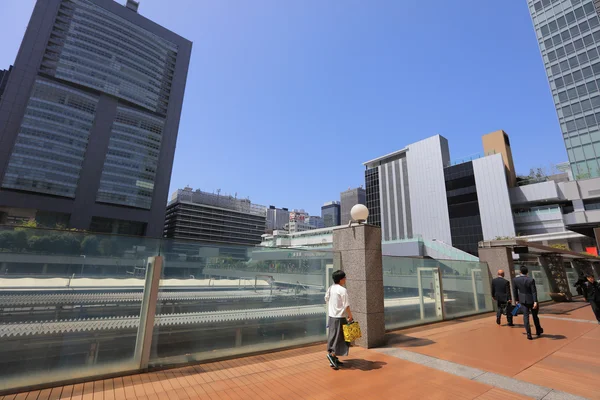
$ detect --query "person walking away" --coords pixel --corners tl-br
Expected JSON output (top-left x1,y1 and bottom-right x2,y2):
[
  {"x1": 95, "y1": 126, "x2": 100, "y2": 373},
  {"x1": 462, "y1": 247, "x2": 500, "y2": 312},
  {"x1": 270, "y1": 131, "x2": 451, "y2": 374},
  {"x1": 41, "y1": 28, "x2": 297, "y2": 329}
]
[
  {"x1": 512, "y1": 266, "x2": 543, "y2": 340},
  {"x1": 574, "y1": 272, "x2": 587, "y2": 297},
  {"x1": 582, "y1": 274, "x2": 600, "y2": 324},
  {"x1": 492, "y1": 269, "x2": 513, "y2": 326},
  {"x1": 325, "y1": 270, "x2": 353, "y2": 370}
]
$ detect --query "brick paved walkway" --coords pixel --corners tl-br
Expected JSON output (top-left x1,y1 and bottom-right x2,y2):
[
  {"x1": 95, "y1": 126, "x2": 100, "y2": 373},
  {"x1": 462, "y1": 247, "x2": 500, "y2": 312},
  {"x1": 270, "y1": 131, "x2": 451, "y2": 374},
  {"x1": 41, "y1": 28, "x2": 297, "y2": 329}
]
[{"x1": 3, "y1": 300, "x2": 598, "y2": 400}]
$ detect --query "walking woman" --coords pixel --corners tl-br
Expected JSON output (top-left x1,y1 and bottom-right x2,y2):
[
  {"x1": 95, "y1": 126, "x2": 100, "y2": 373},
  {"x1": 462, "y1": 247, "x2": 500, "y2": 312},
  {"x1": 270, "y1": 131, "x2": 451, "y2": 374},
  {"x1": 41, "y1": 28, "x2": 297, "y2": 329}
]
[{"x1": 325, "y1": 270, "x2": 353, "y2": 370}]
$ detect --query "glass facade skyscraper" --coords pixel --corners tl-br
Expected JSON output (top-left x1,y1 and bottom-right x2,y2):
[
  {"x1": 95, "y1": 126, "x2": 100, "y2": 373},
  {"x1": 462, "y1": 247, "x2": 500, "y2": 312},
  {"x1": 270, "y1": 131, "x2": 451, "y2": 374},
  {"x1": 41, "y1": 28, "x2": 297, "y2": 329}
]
[
  {"x1": 527, "y1": 0, "x2": 600, "y2": 178},
  {"x1": 0, "y1": 0, "x2": 191, "y2": 236}
]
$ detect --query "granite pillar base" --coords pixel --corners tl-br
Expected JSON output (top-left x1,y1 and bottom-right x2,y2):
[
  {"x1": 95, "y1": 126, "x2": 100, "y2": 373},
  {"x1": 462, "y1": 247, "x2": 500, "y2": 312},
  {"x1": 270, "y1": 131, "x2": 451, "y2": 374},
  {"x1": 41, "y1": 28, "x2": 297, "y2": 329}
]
[{"x1": 333, "y1": 224, "x2": 384, "y2": 349}]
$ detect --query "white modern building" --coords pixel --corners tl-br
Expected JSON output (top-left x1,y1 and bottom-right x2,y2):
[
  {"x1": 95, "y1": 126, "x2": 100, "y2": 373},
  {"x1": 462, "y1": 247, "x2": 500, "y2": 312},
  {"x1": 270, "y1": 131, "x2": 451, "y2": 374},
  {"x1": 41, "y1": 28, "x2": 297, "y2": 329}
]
[{"x1": 364, "y1": 132, "x2": 515, "y2": 255}]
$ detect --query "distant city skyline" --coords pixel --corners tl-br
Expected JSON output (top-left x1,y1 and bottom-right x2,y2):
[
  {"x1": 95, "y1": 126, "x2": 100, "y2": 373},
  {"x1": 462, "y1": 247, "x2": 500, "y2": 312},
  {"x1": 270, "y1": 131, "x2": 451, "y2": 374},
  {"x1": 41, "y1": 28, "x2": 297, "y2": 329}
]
[{"x1": 1, "y1": 0, "x2": 570, "y2": 216}]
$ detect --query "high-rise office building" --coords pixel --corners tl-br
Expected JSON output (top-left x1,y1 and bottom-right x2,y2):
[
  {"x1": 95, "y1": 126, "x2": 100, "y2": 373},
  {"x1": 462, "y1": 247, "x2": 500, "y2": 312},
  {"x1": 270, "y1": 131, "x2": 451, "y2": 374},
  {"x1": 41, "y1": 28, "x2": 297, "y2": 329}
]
[
  {"x1": 321, "y1": 201, "x2": 341, "y2": 227},
  {"x1": 306, "y1": 215, "x2": 324, "y2": 229},
  {"x1": 526, "y1": 0, "x2": 600, "y2": 179},
  {"x1": 164, "y1": 188, "x2": 267, "y2": 246},
  {"x1": 266, "y1": 206, "x2": 289, "y2": 232},
  {"x1": 0, "y1": 0, "x2": 191, "y2": 236},
  {"x1": 0, "y1": 66, "x2": 12, "y2": 101},
  {"x1": 340, "y1": 187, "x2": 366, "y2": 225}
]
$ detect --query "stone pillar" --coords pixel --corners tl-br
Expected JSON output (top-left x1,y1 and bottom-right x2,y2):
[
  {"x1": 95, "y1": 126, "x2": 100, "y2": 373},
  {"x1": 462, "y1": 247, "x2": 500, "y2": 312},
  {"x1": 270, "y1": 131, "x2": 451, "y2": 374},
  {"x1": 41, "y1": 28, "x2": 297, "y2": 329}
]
[
  {"x1": 333, "y1": 224, "x2": 384, "y2": 349},
  {"x1": 539, "y1": 254, "x2": 572, "y2": 302},
  {"x1": 478, "y1": 247, "x2": 515, "y2": 309}
]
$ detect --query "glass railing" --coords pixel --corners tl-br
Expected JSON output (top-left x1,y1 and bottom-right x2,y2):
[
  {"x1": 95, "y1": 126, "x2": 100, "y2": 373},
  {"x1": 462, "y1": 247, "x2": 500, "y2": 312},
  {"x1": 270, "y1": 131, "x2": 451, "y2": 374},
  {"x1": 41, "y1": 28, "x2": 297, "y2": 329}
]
[
  {"x1": 514, "y1": 263, "x2": 552, "y2": 303},
  {"x1": 0, "y1": 225, "x2": 336, "y2": 393},
  {"x1": 0, "y1": 225, "x2": 497, "y2": 393},
  {"x1": 383, "y1": 256, "x2": 493, "y2": 331}
]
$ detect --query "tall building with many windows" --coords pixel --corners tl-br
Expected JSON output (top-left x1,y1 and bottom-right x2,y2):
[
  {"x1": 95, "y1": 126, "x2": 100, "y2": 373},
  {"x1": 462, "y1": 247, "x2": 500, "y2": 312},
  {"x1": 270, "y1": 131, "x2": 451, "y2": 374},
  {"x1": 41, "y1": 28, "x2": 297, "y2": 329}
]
[
  {"x1": 321, "y1": 201, "x2": 341, "y2": 227},
  {"x1": 0, "y1": 66, "x2": 12, "y2": 101},
  {"x1": 340, "y1": 187, "x2": 366, "y2": 225},
  {"x1": 527, "y1": 0, "x2": 600, "y2": 179},
  {"x1": 0, "y1": 0, "x2": 191, "y2": 236}
]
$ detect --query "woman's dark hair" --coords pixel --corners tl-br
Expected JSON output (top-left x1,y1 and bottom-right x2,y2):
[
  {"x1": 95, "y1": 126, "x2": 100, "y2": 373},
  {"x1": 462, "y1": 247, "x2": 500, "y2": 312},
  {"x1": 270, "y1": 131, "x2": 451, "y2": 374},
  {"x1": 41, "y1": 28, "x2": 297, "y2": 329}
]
[
  {"x1": 520, "y1": 266, "x2": 529, "y2": 275},
  {"x1": 332, "y1": 270, "x2": 346, "y2": 284}
]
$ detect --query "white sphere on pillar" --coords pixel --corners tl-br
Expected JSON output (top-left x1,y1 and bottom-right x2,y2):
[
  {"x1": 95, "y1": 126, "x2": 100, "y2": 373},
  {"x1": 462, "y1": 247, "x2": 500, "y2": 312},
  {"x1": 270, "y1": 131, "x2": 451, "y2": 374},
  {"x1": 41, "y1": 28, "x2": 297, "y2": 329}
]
[{"x1": 351, "y1": 204, "x2": 369, "y2": 223}]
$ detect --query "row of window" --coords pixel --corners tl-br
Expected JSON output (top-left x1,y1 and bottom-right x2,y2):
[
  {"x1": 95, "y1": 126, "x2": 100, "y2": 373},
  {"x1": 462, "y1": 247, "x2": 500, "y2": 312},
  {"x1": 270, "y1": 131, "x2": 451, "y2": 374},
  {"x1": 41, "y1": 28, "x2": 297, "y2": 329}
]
[
  {"x1": 6, "y1": 156, "x2": 80, "y2": 178},
  {"x1": 102, "y1": 165, "x2": 155, "y2": 182},
  {"x1": 568, "y1": 141, "x2": 600, "y2": 161},
  {"x1": 95, "y1": 106, "x2": 164, "y2": 210},
  {"x1": 544, "y1": 16, "x2": 600, "y2": 53},
  {"x1": 549, "y1": 34, "x2": 599, "y2": 74},
  {"x1": 22, "y1": 118, "x2": 89, "y2": 142},
  {"x1": 71, "y1": 13, "x2": 174, "y2": 66},
  {"x1": 16, "y1": 136, "x2": 85, "y2": 159},
  {"x1": 70, "y1": 0, "x2": 178, "y2": 53},
  {"x1": 70, "y1": 19, "x2": 171, "y2": 72},
  {"x1": 111, "y1": 133, "x2": 161, "y2": 152},
  {"x1": 539, "y1": 1, "x2": 596, "y2": 38},
  {"x1": 2, "y1": 174, "x2": 77, "y2": 197},
  {"x1": 55, "y1": 62, "x2": 161, "y2": 112},
  {"x1": 1, "y1": 79, "x2": 98, "y2": 198},
  {"x1": 59, "y1": 48, "x2": 165, "y2": 98}
]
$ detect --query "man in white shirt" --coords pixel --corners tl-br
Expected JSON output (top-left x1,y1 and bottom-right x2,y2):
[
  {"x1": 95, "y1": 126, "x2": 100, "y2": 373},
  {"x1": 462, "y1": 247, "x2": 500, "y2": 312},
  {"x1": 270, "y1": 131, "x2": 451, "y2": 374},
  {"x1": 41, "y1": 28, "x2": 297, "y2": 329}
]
[{"x1": 325, "y1": 270, "x2": 353, "y2": 370}]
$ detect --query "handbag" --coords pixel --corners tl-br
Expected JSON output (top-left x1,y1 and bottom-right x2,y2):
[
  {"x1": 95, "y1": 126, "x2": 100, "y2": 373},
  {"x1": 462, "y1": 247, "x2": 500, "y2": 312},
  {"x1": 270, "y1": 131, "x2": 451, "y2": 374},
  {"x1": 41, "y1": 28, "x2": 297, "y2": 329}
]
[
  {"x1": 511, "y1": 303, "x2": 521, "y2": 316},
  {"x1": 343, "y1": 321, "x2": 362, "y2": 343}
]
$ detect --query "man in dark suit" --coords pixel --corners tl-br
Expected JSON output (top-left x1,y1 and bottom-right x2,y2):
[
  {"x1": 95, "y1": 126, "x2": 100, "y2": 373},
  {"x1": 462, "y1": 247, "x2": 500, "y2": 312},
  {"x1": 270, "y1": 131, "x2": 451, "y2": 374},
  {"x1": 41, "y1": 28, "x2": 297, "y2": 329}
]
[
  {"x1": 492, "y1": 269, "x2": 513, "y2": 326},
  {"x1": 513, "y1": 266, "x2": 544, "y2": 340}
]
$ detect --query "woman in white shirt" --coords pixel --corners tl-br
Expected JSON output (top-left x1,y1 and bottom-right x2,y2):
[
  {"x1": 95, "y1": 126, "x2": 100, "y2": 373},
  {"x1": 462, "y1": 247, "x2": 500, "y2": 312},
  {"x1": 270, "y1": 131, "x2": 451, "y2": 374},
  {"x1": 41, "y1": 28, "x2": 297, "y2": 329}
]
[{"x1": 325, "y1": 270, "x2": 353, "y2": 370}]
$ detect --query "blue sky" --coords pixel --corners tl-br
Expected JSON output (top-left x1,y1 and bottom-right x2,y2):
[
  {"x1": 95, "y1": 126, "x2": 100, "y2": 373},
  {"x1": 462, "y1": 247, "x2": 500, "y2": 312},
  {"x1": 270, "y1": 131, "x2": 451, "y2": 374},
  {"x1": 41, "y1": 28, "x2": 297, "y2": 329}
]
[{"x1": 1, "y1": 0, "x2": 565, "y2": 216}]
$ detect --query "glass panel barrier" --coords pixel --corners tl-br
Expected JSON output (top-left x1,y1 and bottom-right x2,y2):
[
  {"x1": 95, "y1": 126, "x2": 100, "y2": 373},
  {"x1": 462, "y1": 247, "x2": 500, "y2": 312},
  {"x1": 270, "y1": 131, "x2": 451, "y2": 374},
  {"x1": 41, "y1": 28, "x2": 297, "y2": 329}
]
[
  {"x1": 437, "y1": 259, "x2": 493, "y2": 319},
  {"x1": 566, "y1": 269, "x2": 579, "y2": 296},
  {"x1": 383, "y1": 257, "x2": 438, "y2": 330},
  {"x1": 383, "y1": 256, "x2": 493, "y2": 331},
  {"x1": 149, "y1": 240, "x2": 336, "y2": 368},
  {"x1": 0, "y1": 225, "x2": 160, "y2": 392},
  {"x1": 515, "y1": 263, "x2": 552, "y2": 303}
]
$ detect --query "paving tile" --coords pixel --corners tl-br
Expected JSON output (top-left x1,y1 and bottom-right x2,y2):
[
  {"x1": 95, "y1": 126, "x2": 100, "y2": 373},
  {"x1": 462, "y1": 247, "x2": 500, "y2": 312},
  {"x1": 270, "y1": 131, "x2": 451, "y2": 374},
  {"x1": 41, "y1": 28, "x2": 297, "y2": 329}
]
[
  {"x1": 475, "y1": 389, "x2": 531, "y2": 400},
  {"x1": 8, "y1": 302, "x2": 597, "y2": 400}
]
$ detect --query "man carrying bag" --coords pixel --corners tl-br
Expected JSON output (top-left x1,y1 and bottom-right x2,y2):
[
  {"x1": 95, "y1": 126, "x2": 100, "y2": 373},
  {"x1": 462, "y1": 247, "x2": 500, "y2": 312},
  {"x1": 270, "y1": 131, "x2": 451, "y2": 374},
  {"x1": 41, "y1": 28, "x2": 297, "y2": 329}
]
[{"x1": 324, "y1": 270, "x2": 354, "y2": 370}]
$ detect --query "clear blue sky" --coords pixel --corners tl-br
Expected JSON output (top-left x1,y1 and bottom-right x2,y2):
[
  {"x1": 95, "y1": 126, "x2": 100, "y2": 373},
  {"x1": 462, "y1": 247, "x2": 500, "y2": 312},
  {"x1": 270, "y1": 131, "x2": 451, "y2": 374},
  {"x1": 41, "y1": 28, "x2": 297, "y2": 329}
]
[{"x1": 1, "y1": 0, "x2": 565, "y2": 216}]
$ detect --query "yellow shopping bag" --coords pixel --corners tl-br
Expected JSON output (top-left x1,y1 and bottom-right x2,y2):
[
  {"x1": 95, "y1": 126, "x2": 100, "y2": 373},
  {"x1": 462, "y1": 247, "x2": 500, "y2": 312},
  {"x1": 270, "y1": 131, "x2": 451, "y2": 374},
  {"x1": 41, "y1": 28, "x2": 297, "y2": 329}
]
[{"x1": 343, "y1": 321, "x2": 362, "y2": 343}]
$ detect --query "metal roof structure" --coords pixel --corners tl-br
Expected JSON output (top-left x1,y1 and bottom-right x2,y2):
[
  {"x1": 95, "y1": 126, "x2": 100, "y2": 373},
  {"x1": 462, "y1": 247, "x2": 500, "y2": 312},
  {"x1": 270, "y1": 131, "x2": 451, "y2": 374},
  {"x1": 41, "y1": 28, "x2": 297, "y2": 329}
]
[
  {"x1": 0, "y1": 297, "x2": 438, "y2": 337},
  {"x1": 0, "y1": 290, "x2": 321, "y2": 307},
  {"x1": 479, "y1": 239, "x2": 600, "y2": 261},
  {"x1": 0, "y1": 305, "x2": 326, "y2": 338}
]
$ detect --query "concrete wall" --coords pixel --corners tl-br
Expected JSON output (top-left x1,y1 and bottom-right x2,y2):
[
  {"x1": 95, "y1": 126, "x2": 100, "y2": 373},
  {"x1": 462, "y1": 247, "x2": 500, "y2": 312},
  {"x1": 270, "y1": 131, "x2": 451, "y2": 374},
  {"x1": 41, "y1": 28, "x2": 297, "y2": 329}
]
[
  {"x1": 510, "y1": 181, "x2": 560, "y2": 205},
  {"x1": 406, "y1": 135, "x2": 452, "y2": 244},
  {"x1": 473, "y1": 154, "x2": 516, "y2": 240}
]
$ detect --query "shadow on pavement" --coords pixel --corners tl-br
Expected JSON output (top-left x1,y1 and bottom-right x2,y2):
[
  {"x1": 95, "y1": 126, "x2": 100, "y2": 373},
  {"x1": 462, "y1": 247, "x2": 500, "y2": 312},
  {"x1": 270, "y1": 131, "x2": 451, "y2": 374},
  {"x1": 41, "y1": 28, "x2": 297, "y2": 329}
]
[
  {"x1": 342, "y1": 359, "x2": 387, "y2": 371},
  {"x1": 520, "y1": 332, "x2": 567, "y2": 340},
  {"x1": 539, "y1": 334, "x2": 567, "y2": 340}
]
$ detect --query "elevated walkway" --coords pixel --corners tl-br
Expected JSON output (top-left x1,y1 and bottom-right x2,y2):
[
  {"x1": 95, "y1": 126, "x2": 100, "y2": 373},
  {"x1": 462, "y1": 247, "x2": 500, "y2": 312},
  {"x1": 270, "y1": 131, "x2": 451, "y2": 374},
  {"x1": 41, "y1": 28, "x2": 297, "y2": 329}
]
[{"x1": 6, "y1": 301, "x2": 598, "y2": 399}]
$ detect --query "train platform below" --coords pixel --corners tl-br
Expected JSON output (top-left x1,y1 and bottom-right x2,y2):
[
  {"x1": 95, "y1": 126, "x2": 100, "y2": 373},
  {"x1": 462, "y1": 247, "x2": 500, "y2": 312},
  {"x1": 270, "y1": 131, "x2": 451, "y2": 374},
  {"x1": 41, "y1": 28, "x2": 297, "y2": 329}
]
[{"x1": 5, "y1": 300, "x2": 599, "y2": 400}]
